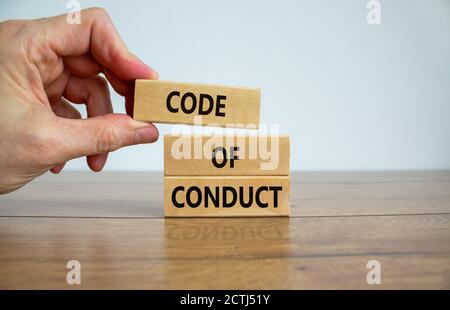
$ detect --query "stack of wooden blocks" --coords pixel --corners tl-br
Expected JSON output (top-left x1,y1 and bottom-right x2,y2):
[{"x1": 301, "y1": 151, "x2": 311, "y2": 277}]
[{"x1": 134, "y1": 80, "x2": 291, "y2": 217}]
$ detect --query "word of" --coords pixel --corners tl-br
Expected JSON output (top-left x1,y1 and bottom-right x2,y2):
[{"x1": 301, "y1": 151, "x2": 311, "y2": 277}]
[{"x1": 212, "y1": 146, "x2": 239, "y2": 168}]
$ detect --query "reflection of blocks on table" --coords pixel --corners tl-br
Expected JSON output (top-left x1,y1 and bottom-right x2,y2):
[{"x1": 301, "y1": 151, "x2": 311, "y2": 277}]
[{"x1": 164, "y1": 135, "x2": 291, "y2": 217}]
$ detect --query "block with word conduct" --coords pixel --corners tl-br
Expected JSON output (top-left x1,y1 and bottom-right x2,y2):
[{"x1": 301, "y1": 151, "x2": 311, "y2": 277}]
[
  {"x1": 134, "y1": 80, "x2": 261, "y2": 128},
  {"x1": 164, "y1": 135, "x2": 291, "y2": 217}
]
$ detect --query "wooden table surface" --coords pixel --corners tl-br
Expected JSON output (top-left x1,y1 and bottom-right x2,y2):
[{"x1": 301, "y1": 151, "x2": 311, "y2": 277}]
[{"x1": 0, "y1": 171, "x2": 449, "y2": 289}]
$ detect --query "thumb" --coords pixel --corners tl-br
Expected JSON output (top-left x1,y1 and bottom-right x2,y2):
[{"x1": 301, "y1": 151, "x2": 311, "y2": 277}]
[{"x1": 52, "y1": 114, "x2": 158, "y2": 163}]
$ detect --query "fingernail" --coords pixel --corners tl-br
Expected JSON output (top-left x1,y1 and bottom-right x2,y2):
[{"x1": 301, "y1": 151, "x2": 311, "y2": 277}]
[
  {"x1": 131, "y1": 53, "x2": 159, "y2": 79},
  {"x1": 151, "y1": 68, "x2": 159, "y2": 79},
  {"x1": 50, "y1": 163, "x2": 65, "y2": 174},
  {"x1": 134, "y1": 126, "x2": 158, "y2": 144},
  {"x1": 142, "y1": 61, "x2": 159, "y2": 79}
]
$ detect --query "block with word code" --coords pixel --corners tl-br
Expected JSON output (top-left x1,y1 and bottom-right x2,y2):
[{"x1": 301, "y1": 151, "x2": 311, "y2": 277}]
[
  {"x1": 164, "y1": 176, "x2": 290, "y2": 217},
  {"x1": 134, "y1": 80, "x2": 261, "y2": 128},
  {"x1": 164, "y1": 135, "x2": 290, "y2": 176}
]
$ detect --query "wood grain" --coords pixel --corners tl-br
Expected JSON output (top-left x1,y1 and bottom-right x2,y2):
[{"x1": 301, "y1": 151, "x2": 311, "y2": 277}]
[
  {"x1": 0, "y1": 214, "x2": 449, "y2": 289},
  {"x1": 164, "y1": 135, "x2": 290, "y2": 176},
  {"x1": 0, "y1": 171, "x2": 449, "y2": 289},
  {"x1": 1, "y1": 172, "x2": 449, "y2": 218},
  {"x1": 134, "y1": 80, "x2": 260, "y2": 128}
]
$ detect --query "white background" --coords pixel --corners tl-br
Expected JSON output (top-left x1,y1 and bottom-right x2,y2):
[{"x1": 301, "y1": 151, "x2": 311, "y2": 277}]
[{"x1": 1, "y1": 0, "x2": 449, "y2": 171}]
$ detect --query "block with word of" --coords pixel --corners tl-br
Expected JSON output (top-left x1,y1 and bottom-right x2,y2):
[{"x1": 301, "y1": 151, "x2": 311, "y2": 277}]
[
  {"x1": 134, "y1": 80, "x2": 260, "y2": 128},
  {"x1": 164, "y1": 135, "x2": 290, "y2": 176}
]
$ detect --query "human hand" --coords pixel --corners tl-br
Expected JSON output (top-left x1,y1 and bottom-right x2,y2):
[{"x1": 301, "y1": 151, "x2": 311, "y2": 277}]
[{"x1": 0, "y1": 8, "x2": 159, "y2": 194}]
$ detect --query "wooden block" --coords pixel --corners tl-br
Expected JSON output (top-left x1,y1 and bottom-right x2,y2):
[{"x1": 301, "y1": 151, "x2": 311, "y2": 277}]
[
  {"x1": 164, "y1": 176, "x2": 290, "y2": 217},
  {"x1": 164, "y1": 135, "x2": 290, "y2": 176},
  {"x1": 134, "y1": 80, "x2": 260, "y2": 128}
]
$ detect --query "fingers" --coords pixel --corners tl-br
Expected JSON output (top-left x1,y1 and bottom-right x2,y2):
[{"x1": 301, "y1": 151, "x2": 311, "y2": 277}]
[
  {"x1": 52, "y1": 114, "x2": 159, "y2": 164},
  {"x1": 50, "y1": 163, "x2": 66, "y2": 174},
  {"x1": 64, "y1": 75, "x2": 113, "y2": 118},
  {"x1": 51, "y1": 98, "x2": 81, "y2": 174},
  {"x1": 37, "y1": 8, "x2": 158, "y2": 117},
  {"x1": 103, "y1": 68, "x2": 135, "y2": 116},
  {"x1": 103, "y1": 68, "x2": 129, "y2": 96},
  {"x1": 37, "y1": 7, "x2": 158, "y2": 81},
  {"x1": 63, "y1": 75, "x2": 113, "y2": 171},
  {"x1": 45, "y1": 68, "x2": 71, "y2": 106},
  {"x1": 25, "y1": 8, "x2": 161, "y2": 171},
  {"x1": 53, "y1": 97, "x2": 82, "y2": 119},
  {"x1": 63, "y1": 55, "x2": 101, "y2": 76}
]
